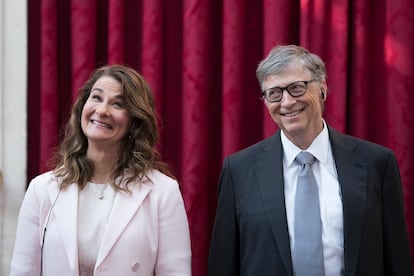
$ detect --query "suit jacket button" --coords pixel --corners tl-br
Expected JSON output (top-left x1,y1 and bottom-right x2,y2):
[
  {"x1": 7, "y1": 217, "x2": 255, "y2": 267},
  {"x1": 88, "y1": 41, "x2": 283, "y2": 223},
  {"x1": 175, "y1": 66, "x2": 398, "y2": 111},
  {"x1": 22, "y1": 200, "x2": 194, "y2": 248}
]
[{"x1": 131, "y1": 261, "x2": 140, "y2": 271}]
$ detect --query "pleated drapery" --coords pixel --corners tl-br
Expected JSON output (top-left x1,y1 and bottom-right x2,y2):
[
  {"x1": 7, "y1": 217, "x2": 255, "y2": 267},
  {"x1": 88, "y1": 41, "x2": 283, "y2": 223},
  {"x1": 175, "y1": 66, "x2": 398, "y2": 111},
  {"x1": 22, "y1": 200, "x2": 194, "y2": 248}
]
[{"x1": 28, "y1": 1, "x2": 414, "y2": 275}]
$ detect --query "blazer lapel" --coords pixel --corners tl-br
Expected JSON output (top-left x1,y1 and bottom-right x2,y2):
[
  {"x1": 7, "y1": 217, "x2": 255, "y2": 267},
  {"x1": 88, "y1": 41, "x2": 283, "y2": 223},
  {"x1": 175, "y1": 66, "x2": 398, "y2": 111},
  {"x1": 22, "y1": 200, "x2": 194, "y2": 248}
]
[
  {"x1": 47, "y1": 183, "x2": 79, "y2": 271},
  {"x1": 254, "y1": 131, "x2": 293, "y2": 275},
  {"x1": 96, "y1": 181, "x2": 152, "y2": 265},
  {"x1": 329, "y1": 127, "x2": 368, "y2": 275}
]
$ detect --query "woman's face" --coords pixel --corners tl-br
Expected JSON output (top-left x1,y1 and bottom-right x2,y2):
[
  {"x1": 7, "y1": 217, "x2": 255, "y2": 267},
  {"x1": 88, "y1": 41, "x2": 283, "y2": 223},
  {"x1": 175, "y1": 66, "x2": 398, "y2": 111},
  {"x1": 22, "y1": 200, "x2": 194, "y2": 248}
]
[{"x1": 81, "y1": 76, "x2": 132, "y2": 148}]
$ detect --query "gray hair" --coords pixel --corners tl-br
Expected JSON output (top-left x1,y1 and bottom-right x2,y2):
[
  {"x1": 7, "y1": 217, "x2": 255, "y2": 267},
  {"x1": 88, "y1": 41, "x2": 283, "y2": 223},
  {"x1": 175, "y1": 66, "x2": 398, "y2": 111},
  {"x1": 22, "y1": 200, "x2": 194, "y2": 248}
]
[{"x1": 256, "y1": 45, "x2": 327, "y2": 91}]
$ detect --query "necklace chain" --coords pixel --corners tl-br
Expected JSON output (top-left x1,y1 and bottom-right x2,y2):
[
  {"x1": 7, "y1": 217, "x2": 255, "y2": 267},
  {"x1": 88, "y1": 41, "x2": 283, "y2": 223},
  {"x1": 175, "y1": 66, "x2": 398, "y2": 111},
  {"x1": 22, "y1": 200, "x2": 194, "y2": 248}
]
[{"x1": 94, "y1": 183, "x2": 110, "y2": 199}]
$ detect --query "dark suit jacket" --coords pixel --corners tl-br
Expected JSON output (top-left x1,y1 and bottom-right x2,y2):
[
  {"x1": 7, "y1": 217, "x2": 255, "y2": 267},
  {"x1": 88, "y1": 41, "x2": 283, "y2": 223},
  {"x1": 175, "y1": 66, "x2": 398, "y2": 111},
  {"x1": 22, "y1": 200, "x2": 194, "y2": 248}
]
[{"x1": 208, "y1": 126, "x2": 413, "y2": 276}]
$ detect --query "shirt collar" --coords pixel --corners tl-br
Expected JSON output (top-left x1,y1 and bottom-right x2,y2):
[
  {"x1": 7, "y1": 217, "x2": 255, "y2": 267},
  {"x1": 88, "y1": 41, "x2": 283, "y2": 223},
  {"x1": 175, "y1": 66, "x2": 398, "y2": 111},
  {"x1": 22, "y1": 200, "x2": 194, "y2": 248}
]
[{"x1": 281, "y1": 120, "x2": 330, "y2": 168}]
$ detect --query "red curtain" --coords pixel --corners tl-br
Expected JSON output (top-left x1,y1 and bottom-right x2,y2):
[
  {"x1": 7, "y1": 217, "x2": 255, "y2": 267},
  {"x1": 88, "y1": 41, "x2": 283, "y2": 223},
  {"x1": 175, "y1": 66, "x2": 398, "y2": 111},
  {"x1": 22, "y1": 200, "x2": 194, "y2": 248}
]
[{"x1": 28, "y1": 0, "x2": 414, "y2": 275}]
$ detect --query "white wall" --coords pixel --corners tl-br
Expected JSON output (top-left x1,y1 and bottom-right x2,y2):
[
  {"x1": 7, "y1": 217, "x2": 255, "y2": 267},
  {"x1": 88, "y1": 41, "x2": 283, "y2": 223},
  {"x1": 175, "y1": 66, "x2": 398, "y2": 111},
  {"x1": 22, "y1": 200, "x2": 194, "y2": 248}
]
[{"x1": 0, "y1": 0, "x2": 27, "y2": 274}]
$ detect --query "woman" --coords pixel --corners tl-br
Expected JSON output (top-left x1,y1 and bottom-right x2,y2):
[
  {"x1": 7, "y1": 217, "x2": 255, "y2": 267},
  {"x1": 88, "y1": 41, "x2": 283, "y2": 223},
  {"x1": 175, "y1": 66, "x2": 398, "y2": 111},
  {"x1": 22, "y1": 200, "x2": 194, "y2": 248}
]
[{"x1": 10, "y1": 65, "x2": 192, "y2": 275}]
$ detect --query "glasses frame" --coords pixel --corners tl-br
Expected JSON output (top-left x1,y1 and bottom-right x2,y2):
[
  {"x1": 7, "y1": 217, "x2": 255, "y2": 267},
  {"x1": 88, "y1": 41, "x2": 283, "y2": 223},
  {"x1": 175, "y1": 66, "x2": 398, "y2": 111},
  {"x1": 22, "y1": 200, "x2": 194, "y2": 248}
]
[{"x1": 261, "y1": 79, "x2": 317, "y2": 103}]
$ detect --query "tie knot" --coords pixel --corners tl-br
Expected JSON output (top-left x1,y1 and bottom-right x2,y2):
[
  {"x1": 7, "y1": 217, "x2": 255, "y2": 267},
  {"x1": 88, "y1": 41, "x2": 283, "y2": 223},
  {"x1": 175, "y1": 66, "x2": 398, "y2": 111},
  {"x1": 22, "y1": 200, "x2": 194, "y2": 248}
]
[{"x1": 296, "y1": 151, "x2": 315, "y2": 166}]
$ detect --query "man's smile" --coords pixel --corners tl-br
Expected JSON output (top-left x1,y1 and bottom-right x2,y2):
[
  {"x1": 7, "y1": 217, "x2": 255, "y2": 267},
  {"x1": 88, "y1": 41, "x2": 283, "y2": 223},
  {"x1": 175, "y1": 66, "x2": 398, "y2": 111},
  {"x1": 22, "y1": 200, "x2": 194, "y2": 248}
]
[{"x1": 281, "y1": 108, "x2": 304, "y2": 117}]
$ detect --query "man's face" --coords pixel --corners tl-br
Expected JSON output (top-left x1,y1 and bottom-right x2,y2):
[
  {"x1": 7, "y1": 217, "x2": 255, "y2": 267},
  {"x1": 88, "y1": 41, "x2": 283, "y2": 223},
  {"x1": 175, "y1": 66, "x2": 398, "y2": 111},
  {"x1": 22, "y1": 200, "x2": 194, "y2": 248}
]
[{"x1": 262, "y1": 64, "x2": 326, "y2": 146}]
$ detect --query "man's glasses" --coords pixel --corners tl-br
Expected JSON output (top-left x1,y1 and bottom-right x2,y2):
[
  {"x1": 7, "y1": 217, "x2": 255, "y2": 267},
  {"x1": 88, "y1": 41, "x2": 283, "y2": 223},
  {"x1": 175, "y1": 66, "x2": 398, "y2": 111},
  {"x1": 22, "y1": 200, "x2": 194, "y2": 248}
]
[{"x1": 261, "y1": 79, "x2": 317, "y2": 103}]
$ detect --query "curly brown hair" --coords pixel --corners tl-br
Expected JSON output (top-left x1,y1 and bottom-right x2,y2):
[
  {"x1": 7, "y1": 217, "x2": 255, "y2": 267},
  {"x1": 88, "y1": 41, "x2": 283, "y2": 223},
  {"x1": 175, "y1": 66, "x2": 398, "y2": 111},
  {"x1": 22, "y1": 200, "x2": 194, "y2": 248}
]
[{"x1": 51, "y1": 64, "x2": 173, "y2": 191}]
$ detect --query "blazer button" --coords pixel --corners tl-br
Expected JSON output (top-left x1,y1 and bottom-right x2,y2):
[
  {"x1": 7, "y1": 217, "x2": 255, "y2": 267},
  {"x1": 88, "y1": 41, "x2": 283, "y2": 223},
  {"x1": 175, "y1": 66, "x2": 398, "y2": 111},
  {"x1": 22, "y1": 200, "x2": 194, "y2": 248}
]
[{"x1": 131, "y1": 261, "x2": 140, "y2": 272}]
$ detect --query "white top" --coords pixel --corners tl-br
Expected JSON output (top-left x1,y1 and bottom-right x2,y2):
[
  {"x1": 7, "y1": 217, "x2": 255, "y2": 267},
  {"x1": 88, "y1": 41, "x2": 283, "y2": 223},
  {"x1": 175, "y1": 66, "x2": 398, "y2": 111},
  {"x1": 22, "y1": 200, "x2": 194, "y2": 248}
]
[
  {"x1": 281, "y1": 121, "x2": 345, "y2": 275},
  {"x1": 78, "y1": 182, "x2": 116, "y2": 276}
]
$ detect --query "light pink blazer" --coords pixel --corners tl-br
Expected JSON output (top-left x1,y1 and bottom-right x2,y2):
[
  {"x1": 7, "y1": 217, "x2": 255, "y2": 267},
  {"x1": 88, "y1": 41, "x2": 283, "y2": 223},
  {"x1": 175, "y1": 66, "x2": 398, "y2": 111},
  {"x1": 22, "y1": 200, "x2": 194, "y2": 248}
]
[{"x1": 10, "y1": 170, "x2": 192, "y2": 276}]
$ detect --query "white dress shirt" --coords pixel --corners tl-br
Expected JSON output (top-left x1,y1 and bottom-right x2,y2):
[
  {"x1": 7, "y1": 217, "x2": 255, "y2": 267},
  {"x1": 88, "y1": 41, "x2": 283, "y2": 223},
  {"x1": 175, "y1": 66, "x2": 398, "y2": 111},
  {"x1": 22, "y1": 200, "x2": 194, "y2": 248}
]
[{"x1": 281, "y1": 121, "x2": 345, "y2": 275}]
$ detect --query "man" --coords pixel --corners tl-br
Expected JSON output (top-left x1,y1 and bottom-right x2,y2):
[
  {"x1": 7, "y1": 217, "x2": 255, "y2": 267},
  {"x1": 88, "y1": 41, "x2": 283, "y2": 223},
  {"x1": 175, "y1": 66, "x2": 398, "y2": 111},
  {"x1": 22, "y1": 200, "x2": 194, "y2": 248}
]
[{"x1": 208, "y1": 45, "x2": 413, "y2": 275}]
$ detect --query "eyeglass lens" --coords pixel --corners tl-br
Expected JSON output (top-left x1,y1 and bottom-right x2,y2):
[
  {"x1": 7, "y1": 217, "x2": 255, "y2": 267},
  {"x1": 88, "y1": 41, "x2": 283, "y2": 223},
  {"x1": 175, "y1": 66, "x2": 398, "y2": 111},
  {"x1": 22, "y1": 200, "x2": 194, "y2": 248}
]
[{"x1": 264, "y1": 81, "x2": 308, "y2": 102}]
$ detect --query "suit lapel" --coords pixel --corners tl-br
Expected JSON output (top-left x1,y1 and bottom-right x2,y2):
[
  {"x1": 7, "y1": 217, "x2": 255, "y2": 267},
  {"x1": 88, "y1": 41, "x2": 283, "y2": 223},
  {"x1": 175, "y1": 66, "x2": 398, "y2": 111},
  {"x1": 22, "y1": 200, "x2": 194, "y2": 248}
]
[
  {"x1": 254, "y1": 132, "x2": 293, "y2": 275},
  {"x1": 329, "y1": 127, "x2": 368, "y2": 274},
  {"x1": 96, "y1": 181, "x2": 152, "y2": 265},
  {"x1": 47, "y1": 183, "x2": 79, "y2": 271}
]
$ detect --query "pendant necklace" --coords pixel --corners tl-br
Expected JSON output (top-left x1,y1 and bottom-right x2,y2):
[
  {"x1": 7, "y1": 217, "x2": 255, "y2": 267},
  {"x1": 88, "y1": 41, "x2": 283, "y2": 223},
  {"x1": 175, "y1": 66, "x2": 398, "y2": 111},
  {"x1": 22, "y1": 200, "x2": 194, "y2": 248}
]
[{"x1": 95, "y1": 183, "x2": 110, "y2": 200}]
